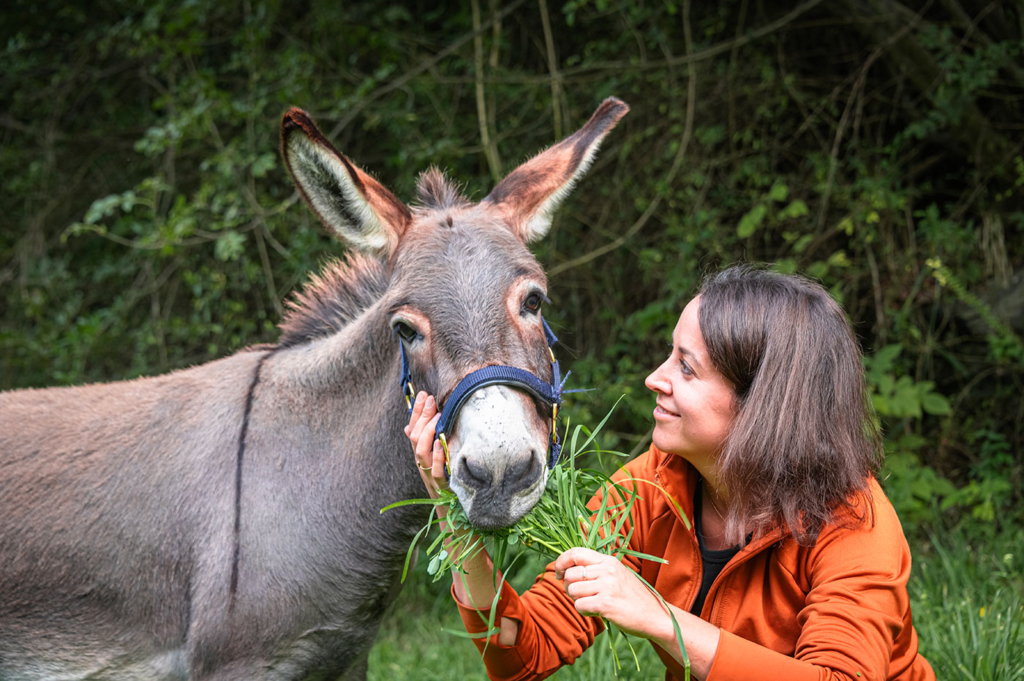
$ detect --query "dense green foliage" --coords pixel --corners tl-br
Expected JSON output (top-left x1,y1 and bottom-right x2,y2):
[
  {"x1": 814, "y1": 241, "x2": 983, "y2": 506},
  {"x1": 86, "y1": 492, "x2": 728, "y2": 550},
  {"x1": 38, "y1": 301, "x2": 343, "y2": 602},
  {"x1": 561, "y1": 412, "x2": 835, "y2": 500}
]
[
  {"x1": 4, "y1": 0, "x2": 1021, "y2": 533},
  {"x1": 2, "y1": 0, "x2": 1023, "y2": 673}
]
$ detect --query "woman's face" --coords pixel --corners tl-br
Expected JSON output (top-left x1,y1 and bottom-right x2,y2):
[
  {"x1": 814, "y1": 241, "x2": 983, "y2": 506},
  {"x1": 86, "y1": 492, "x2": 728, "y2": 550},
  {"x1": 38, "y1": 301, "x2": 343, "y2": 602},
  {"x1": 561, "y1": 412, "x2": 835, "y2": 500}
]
[{"x1": 644, "y1": 296, "x2": 737, "y2": 466}]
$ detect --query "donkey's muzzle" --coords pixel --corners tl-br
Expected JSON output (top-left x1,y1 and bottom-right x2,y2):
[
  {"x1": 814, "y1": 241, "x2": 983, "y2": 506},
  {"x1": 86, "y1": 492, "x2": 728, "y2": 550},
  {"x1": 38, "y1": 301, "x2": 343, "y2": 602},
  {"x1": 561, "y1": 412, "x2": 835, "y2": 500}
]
[
  {"x1": 461, "y1": 456, "x2": 546, "y2": 530},
  {"x1": 459, "y1": 448, "x2": 542, "y2": 495},
  {"x1": 434, "y1": 364, "x2": 562, "y2": 471}
]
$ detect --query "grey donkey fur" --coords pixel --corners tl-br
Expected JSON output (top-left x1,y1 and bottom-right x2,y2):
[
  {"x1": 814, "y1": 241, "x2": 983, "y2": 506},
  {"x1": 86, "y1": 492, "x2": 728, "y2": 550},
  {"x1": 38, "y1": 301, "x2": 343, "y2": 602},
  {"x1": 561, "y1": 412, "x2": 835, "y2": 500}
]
[{"x1": 0, "y1": 98, "x2": 628, "y2": 680}]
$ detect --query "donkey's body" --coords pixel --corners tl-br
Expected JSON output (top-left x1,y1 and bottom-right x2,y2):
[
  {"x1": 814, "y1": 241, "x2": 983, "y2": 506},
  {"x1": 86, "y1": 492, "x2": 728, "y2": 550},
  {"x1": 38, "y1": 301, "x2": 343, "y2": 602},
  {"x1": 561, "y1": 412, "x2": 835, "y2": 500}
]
[
  {"x1": 1, "y1": 352, "x2": 260, "y2": 679},
  {"x1": 1, "y1": 309, "x2": 421, "y2": 679},
  {"x1": 0, "y1": 99, "x2": 627, "y2": 679}
]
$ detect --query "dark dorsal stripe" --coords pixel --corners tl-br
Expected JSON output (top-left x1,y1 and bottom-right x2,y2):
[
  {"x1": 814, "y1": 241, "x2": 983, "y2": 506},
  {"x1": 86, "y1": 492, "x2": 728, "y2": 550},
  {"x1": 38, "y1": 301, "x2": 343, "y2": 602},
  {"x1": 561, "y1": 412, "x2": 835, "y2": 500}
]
[{"x1": 229, "y1": 348, "x2": 275, "y2": 609}]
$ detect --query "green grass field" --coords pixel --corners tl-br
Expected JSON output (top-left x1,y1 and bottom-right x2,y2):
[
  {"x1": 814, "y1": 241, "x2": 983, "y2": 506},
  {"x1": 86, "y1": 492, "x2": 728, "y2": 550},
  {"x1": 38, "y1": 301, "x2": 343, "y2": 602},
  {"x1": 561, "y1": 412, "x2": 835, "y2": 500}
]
[{"x1": 368, "y1": 526, "x2": 1024, "y2": 680}]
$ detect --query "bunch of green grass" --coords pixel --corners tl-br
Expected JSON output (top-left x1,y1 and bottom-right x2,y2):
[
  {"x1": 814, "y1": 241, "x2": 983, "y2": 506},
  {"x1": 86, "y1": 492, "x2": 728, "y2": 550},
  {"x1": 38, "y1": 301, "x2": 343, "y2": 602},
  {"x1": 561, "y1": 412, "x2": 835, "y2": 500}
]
[{"x1": 382, "y1": 403, "x2": 692, "y2": 679}]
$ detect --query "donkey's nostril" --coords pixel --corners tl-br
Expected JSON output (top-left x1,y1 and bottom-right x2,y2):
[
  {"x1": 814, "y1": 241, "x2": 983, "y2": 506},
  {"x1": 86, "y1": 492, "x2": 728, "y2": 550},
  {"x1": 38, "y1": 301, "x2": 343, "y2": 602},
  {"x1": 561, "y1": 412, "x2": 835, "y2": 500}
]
[
  {"x1": 460, "y1": 457, "x2": 493, "y2": 489},
  {"x1": 508, "y1": 450, "x2": 539, "y2": 482},
  {"x1": 505, "y1": 450, "x2": 542, "y2": 495}
]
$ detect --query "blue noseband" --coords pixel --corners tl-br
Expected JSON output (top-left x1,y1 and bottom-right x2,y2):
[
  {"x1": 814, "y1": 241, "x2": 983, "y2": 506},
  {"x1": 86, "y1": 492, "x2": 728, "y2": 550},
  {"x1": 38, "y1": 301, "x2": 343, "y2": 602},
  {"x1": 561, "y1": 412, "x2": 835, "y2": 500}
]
[{"x1": 399, "y1": 318, "x2": 563, "y2": 477}]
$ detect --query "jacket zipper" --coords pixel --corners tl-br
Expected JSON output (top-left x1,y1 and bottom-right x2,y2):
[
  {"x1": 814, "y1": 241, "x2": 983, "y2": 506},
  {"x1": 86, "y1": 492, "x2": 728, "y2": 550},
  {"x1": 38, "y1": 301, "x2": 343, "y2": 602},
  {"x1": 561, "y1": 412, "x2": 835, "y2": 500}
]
[
  {"x1": 653, "y1": 462, "x2": 787, "y2": 627},
  {"x1": 656, "y1": 469, "x2": 704, "y2": 614},
  {"x1": 703, "y1": 530, "x2": 785, "y2": 625}
]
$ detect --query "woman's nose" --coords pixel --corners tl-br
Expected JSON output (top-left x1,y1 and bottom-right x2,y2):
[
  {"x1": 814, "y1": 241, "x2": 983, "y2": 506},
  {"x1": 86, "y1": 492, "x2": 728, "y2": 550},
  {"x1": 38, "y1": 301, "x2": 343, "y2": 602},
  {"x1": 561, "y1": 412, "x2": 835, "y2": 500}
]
[{"x1": 645, "y1": 361, "x2": 671, "y2": 393}]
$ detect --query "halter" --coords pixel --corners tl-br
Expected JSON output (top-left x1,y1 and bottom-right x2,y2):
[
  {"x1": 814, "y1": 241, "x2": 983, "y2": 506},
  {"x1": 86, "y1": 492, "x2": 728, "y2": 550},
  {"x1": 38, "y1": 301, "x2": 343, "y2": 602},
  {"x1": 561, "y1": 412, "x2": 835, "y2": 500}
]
[{"x1": 399, "y1": 318, "x2": 563, "y2": 478}]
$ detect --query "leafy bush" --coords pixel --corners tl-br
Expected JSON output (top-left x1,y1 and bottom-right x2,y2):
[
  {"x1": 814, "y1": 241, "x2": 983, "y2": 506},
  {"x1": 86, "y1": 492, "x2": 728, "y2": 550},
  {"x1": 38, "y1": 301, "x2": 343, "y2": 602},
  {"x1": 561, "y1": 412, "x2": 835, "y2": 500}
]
[{"x1": 2, "y1": 0, "x2": 1021, "y2": 636}]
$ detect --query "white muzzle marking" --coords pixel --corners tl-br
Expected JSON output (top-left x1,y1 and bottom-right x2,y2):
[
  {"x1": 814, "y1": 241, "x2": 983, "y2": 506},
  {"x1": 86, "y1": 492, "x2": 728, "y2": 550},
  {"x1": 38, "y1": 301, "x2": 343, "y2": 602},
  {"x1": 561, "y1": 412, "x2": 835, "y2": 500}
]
[{"x1": 447, "y1": 384, "x2": 549, "y2": 526}]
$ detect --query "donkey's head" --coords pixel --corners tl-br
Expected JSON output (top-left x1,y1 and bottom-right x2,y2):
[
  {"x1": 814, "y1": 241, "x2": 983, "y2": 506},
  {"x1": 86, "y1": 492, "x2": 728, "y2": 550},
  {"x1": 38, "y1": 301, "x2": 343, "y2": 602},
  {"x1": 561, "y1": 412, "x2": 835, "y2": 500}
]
[{"x1": 280, "y1": 99, "x2": 628, "y2": 529}]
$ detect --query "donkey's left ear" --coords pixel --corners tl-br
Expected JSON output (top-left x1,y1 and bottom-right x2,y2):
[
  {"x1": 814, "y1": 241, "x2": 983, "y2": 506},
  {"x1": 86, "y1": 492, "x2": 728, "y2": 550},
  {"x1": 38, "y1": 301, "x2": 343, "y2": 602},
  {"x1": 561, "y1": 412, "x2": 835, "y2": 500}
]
[
  {"x1": 484, "y1": 97, "x2": 628, "y2": 243},
  {"x1": 281, "y1": 108, "x2": 411, "y2": 257}
]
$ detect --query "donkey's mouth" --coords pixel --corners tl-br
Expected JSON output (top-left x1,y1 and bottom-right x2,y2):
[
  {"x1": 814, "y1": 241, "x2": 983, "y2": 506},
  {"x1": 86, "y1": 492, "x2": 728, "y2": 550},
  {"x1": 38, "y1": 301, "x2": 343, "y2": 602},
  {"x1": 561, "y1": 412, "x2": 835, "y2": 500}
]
[
  {"x1": 454, "y1": 461, "x2": 548, "y2": 530},
  {"x1": 466, "y1": 508, "x2": 518, "y2": 531},
  {"x1": 464, "y1": 485, "x2": 546, "y2": 530}
]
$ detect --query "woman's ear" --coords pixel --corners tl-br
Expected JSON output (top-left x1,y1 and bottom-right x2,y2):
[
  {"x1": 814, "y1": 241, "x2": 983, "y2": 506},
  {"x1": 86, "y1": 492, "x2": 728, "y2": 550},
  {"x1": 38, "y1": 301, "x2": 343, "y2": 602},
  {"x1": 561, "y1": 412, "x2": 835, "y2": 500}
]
[{"x1": 281, "y1": 108, "x2": 411, "y2": 257}]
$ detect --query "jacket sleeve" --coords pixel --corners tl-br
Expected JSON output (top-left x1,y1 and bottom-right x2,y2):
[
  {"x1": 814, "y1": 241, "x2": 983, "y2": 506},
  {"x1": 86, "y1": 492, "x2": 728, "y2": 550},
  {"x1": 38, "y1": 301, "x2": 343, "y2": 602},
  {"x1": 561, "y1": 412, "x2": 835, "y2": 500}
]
[
  {"x1": 707, "y1": 487, "x2": 922, "y2": 681},
  {"x1": 453, "y1": 451, "x2": 661, "y2": 681},
  {"x1": 454, "y1": 566, "x2": 605, "y2": 681}
]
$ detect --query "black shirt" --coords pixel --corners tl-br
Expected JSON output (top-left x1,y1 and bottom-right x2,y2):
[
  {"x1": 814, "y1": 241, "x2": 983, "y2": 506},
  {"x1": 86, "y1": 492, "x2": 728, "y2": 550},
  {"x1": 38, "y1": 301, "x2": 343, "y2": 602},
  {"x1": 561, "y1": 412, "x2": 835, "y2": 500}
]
[{"x1": 689, "y1": 481, "x2": 741, "y2": 617}]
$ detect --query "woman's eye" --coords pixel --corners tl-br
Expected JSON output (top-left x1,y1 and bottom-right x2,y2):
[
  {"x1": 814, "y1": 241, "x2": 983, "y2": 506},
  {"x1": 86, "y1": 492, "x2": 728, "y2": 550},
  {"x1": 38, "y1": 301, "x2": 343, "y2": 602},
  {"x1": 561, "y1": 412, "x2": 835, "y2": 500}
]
[
  {"x1": 394, "y1": 322, "x2": 419, "y2": 343},
  {"x1": 680, "y1": 360, "x2": 694, "y2": 376},
  {"x1": 522, "y1": 292, "x2": 543, "y2": 314}
]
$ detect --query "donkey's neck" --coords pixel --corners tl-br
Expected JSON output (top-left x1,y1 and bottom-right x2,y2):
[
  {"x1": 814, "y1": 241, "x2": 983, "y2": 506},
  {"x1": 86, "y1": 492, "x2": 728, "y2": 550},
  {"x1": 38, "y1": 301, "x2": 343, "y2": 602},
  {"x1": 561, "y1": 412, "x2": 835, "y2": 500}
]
[
  {"x1": 269, "y1": 299, "x2": 392, "y2": 394},
  {"x1": 250, "y1": 298, "x2": 426, "y2": 535},
  {"x1": 226, "y1": 297, "x2": 429, "y2": 623}
]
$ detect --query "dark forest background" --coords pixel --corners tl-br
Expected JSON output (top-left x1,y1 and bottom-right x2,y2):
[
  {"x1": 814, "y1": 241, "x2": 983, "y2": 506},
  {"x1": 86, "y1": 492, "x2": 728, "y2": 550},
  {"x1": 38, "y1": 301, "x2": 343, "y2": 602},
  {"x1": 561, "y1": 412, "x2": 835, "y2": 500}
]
[{"x1": 2, "y1": 0, "x2": 1022, "y2": 539}]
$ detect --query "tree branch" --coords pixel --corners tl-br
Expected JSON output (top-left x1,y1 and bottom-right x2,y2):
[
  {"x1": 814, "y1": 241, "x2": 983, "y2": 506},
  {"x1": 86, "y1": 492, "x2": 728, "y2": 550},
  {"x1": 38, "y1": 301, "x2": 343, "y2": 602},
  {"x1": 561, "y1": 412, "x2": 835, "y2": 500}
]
[
  {"x1": 537, "y1": 0, "x2": 563, "y2": 140},
  {"x1": 549, "y1": 0, "x2": 697, "y2": 278},
  {"x1": 472, "y1": 0, "x2": 502, "y2": 182},
  {"x1": 816, "y1": 0, "x2": 933, "y2": 230},
  {"x1": 327, "y1": 0, "x2": 528, "y2": 140},
  {"x1": 557, "y1": 0, "x2": 826, "y2": 79}
]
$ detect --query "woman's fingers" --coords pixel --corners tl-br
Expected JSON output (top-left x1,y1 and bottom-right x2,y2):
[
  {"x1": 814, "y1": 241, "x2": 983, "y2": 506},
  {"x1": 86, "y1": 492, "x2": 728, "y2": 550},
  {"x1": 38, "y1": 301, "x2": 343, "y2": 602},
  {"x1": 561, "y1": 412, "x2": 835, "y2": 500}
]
[
  {"x1": 410, "y1": 390, "x2": 426, "y2": 422},
  {"x1": 406, "y1": 392, "x2": 448, "y2": 496},
  {"x1": 554, "y1": 548, "x2": 667, "y2": 641},
  {"x1": 407, "y1": 394, "x2": 438, "y2": 449},
  {"x1": 571, "y1": 595, "x2": 603, "y2": 618},
  {"x1": 560, "y1": 559, "x2": 608, "y2": 617},
  {"x1": 415, "y1": 413, "x2": 440, "y2": 468},
  {"x1": 405, "y1": 392, "x2": 423, "y2": 440},
  {"x1": 414, "y1": 419, "x2": 447, "y2": 499},
  {"x1": 431, "y1": 438, "x2": 446, "y2": 481},
  {"x1": 570, "y1": 564, "x2": 599, "y2": 583},
  {"x1": 564, "y1": 567, "x2": 603, "y2": 598},
  {"x1": 406, "y1": 391, "x2": 427, "y2": 437},
  {"x1": 553, "y1": 547, "x2": 604, "y2": 581}
]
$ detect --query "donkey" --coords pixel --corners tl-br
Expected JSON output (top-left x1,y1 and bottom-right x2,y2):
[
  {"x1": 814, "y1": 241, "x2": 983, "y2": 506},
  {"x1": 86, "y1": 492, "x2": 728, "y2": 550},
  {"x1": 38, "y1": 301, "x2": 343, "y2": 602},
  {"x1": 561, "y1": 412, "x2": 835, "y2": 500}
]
[{"x1": 0, "y1": 97, "x2": 628, "y2": 680}]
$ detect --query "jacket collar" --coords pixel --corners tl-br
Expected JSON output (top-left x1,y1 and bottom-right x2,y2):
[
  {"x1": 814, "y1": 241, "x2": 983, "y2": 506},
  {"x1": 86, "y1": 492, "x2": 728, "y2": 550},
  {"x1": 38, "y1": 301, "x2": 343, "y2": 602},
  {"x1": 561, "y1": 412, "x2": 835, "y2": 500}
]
[{"x1": 650, "y1": 445, "x2": 789, "y2": 554}]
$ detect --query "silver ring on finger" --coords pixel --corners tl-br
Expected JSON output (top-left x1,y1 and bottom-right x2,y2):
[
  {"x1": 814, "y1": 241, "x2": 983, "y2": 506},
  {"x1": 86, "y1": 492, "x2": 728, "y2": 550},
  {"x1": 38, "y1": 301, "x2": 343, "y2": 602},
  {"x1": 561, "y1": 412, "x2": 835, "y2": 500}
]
[{"x1": 581, "y1": 565, "x2": 587, "y2": 580}]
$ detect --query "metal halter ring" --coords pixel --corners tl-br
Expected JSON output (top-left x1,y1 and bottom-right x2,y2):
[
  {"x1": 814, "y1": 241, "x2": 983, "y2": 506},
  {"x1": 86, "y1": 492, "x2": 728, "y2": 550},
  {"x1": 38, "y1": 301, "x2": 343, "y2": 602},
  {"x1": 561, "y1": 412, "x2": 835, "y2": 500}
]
[
  {"x1": 438, "y1": 432, "x2": 451, "y2": 478},
  {"x1": 403, "y1": 381, "x2": 416, "y2": 410}
]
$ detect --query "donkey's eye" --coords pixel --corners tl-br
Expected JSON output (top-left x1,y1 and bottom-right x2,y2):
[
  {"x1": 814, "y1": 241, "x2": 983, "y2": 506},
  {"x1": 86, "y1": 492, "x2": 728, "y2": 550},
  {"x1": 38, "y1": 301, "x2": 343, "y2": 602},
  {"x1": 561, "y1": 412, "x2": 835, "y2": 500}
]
[
  {"x1": 393, "y1": 322, "x2": 420, "y2": 343},
  {"x1": 522, "y1": 292, "x2": 544, "y2": 315}
]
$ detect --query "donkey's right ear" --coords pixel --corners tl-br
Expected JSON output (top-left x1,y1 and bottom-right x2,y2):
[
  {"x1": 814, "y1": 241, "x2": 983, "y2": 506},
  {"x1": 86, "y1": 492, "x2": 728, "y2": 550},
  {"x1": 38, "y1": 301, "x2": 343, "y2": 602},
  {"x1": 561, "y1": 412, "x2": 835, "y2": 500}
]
[{"x1": 281, "y1": 108, "x2": 411, "y2": 257}]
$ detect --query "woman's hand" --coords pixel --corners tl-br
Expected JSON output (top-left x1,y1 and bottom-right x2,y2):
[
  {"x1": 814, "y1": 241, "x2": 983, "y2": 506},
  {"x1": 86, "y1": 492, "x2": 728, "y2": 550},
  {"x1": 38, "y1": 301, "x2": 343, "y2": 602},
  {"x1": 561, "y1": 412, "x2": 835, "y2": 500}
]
[
  {"x1": 554, "y1": 547, "x2": 669, "y2": 641},
  {"x1": 404, "y1": 391, "x2": 447, "y2": 499},
  {"x1": 556, "y1": 547, "x2": 722, "y2": 676}
]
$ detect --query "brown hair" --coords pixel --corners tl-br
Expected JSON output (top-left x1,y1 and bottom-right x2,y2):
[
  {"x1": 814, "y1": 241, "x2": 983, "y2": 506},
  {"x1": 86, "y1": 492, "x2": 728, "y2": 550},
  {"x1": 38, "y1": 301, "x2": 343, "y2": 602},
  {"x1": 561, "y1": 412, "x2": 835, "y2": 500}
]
[{"x1": 698, "y1": 264, "x2": 882, "y2": 546}]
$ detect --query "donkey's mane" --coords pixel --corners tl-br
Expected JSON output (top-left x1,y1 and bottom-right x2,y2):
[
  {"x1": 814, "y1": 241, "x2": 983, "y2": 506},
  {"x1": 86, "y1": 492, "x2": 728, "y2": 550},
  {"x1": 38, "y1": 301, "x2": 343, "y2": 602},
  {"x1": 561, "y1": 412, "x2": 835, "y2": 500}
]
[
  {"x1": 415, "y1": 167, "x2": 469, "y2": 210},
  {"x1": 279, "y1": 168, "x2": 466, "y2": 347},
  {"x1": 278, "y1": 253, "x2": 389, "y2": 348}
]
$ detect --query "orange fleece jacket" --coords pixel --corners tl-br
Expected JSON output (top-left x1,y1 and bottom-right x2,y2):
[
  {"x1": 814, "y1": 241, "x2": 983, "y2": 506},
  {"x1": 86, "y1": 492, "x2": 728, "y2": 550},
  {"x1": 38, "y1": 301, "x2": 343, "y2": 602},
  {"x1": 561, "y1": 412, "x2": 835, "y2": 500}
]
[{"x1": 455, "y1": 445, "x2": 935, "y2": 681}]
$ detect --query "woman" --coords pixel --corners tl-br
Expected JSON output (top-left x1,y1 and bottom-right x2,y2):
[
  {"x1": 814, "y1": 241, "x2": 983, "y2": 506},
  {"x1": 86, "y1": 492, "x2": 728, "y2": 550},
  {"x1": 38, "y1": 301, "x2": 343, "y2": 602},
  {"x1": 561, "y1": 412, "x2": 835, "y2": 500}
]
[{"x1": 405, "y1": 265, "x2": 935, "y2": 680}]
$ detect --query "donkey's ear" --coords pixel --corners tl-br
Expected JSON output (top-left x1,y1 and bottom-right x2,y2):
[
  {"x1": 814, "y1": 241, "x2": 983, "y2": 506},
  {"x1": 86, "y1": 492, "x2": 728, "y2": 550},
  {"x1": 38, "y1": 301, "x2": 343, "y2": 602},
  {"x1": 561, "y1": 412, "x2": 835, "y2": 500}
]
[
  {"x1": 484, "y1": 97, "x2": 628, "y2": 243},
  {"x1": 281, "y1": 108, "x2": 411, "y2": 257}
]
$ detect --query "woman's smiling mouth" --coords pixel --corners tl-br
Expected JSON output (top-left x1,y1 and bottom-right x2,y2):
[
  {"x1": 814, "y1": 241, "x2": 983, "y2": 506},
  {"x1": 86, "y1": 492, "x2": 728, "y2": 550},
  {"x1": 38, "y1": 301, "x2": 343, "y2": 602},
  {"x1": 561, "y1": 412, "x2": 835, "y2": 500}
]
[{"x1": 654, "y1": 403, "x2": 681, "y2": 418}]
